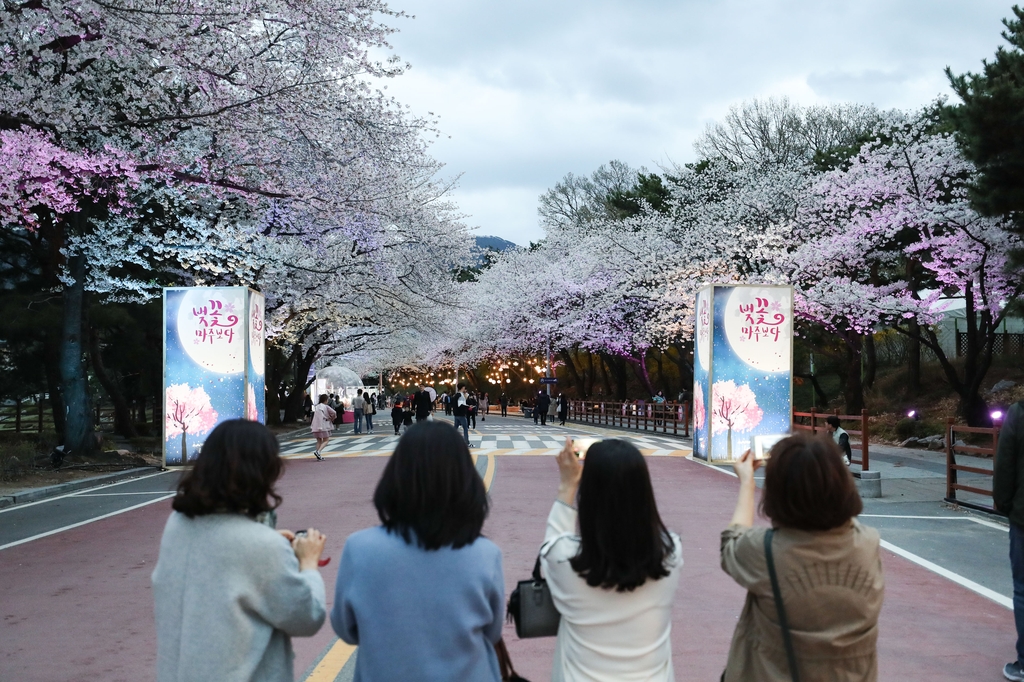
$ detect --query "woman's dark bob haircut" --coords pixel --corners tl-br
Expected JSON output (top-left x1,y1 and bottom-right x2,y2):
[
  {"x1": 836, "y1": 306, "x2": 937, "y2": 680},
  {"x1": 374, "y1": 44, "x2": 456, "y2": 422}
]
[
  {"x1": 761, "y1": 432, "x2": 862, "y2": 531},
  {"x1": 173, "y1": 419, "x2": 283, "y2": 518},
  {"x1": 374, "y1": 420, "x2": 488, "y2": 550},
  {"x1": 571, "y1": 439, "x2": 675, "y2": 592}
]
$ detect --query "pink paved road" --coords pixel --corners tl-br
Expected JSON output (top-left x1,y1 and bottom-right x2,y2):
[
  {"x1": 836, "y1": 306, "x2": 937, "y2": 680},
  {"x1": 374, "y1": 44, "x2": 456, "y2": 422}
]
[{"x1": 0, "y1": 455, "x2": 1017, "y2": 681}]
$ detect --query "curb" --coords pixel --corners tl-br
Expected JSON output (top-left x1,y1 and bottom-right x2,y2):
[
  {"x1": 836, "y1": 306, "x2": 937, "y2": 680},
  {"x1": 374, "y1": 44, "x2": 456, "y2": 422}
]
[{"x1": 0, "y1": 466, "x2": 162, "y2": 509}]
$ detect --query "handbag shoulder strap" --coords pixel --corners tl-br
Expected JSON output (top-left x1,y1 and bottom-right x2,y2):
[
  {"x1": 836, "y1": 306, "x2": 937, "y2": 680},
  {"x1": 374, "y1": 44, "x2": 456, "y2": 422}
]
[
  {"x1": 764, "y1": 529, "x2": 800, "y2": 682},
  {"x1": 532, "y1": 555, "x2": 543, "y2": 582}
]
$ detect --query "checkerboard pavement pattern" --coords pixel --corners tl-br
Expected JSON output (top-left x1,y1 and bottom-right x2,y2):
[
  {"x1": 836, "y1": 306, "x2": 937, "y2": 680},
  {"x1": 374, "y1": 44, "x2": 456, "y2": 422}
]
[{"x1": 278, "y1": 416, "x2": 691, "y2": 459}]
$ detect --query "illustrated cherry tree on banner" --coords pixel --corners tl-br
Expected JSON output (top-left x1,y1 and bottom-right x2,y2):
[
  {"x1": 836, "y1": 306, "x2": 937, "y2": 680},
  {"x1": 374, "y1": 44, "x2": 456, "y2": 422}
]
[
  {"x1": 165, "y1": 384, "x2": 219, "y2": 467},
  {"x1": 711, "y1": 380, "x2": 764, "y2": 460}
]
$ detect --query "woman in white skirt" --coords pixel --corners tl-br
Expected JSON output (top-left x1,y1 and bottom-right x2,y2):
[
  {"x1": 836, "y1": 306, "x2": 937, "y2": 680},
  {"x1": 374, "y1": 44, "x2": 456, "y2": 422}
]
[
  {"x1": 541, "y1": 438, "x2": 682, "y2": 681},
  {"x1": 310, "y1": 394, "x2": 336, "y2": 461}
]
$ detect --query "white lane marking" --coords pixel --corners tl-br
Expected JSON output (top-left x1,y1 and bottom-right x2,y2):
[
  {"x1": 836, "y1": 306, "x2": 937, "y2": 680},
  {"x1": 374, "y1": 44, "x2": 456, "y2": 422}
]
[
  {"x1": 73, "y1": 491, "x2": 173, "y2": 497},
  {"x1": 684, "y1": 462, "x2": 1013, "y2": 607},
  {"x1": 880, "y1": 539, "x2": 1012, "y2": 609},
  {"x1": 968, "y1": 517, "x2": 1010, "y2": 532},
  {"x1": 0, "y1": 470, "x2": 172, "y2": 514},
  {"x1": 860, "y1": 514, "x2": 1009, "y2": 531},
  {"x1": 0, "y1": 493, "x2": 175, "y2": 551}
]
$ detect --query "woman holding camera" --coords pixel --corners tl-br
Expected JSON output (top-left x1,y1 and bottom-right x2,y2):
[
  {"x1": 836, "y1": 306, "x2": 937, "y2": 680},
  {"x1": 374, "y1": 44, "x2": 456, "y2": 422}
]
[
  {"x1": 331, "y1": 421, "x2": 504, "y2": 681},
  {"x1": 152, "y1": 420, "x2": 328, "y2": 682},
  {"x1": 542, "y1": 438, "x2": 683, "y2": 681},
  {"x1": 720, "y1": 433, "x2": 884, "y2": 681}
]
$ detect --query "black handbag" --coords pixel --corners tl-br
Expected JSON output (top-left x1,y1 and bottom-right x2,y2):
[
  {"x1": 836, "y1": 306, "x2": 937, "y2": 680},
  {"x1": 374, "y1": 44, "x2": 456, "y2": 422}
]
[{"x1": 507, "y1": 556, "x2": 561, "y2": 638}]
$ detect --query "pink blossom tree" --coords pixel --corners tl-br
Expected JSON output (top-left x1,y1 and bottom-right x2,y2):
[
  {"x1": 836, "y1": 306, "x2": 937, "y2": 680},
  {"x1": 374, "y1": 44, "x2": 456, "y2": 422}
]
[
  {"x1": 789, "y1": 114, "x2": 1023, "y2": 423},
  {"x1": 165, "y1": 384, "x2": 219, "y2": 465},
  {"x1": 246, "y1": 385, "x2": 259, "y2": 422},
  {"x1": 711, "y1": 380, "x2": 763, "y2": 460}
]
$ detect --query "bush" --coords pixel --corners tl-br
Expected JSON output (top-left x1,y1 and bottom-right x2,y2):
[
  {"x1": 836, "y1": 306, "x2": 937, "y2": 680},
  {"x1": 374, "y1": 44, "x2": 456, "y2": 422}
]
[{"x1": 895, "y1": 418, "x2": 921, "y2": 440}]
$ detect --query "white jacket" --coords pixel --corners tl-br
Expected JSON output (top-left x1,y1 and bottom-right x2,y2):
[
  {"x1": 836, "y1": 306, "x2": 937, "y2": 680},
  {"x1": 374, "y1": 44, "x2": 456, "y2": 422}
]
[{"x1": 540, "y1": 501, "x2": 682, "y2": 682}]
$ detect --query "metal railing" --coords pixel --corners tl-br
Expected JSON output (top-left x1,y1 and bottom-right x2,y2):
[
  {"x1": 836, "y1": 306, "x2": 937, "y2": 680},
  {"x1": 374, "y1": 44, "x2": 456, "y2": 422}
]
[
  {"x1": 568, "y1": 401, "x2": 691, "y2": 437},
  {"x1": 945, "y1": 418, "x2": 1003, "y2": 515},
  {"x1": 793, "y1": 408, "x2": 870, "y2": 471}
]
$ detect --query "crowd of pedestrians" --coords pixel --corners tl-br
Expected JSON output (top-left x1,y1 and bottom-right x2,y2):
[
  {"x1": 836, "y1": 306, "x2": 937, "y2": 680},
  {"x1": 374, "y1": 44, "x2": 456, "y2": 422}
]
[{"x1": 152, "y1": 408, "x2": 901, "y2": 682}]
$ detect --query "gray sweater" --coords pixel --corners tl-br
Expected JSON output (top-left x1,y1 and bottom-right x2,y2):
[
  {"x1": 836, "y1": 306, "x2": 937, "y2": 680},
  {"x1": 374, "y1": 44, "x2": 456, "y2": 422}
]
[
  {"x1": 330, "y1": 526, "x2": 504, "y2": 682},
  {"x1": 152, "y1": 512, "x2": 327, "y2": 682}
]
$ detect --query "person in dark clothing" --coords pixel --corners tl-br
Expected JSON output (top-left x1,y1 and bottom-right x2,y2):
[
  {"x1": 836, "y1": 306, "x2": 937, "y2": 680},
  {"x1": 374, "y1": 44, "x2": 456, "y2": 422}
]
[
  {"x1": 499, "y1": 392, "x2": 509, "y2": 417},
  {"x1": 467, "y1": 392, "x2": 479, "y2": 429},
  {"x1": 995, "y1": 401, "x2": 1024, "y2": 681},
  {"x1": 557, "y1": 393, "x2": 569, "y2": 426},
  {"x1": 401, "y1": 402, "x2": 415, "y2": 433},
  {"x1": 391, "y1": 402, "x2": 405, "y2": 436},
  {"x1": 414, "y1": 387, "x2": 432, "y2": 422},
  {"x1": 452, "y1": 384, "x2": 471, "y2": 445},
  {"x1": 825, "y1": 415, "x2": 852, "y2": 466},
  {"x1": 535, "y1": 391, "x2": 551, "y2": 426}
]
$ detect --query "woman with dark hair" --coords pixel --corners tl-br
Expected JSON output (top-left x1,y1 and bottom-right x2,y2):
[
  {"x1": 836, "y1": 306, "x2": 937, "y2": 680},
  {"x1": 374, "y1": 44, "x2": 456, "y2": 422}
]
[
  {"x1": 152, "y1": 419, "x2": 328, "y2": 682},
  {"x1": 330, "y1": 421, "x2": 504, "y2": 681},
  {"x1": 720, "y1": 433, "x2": 884, "y2": 681},
  {"x1": 542, "y1": 438, "x2": 682, "y2": 681},
  {"x1": 310, "y1": 393, "x2": 336, "y2": 461}
]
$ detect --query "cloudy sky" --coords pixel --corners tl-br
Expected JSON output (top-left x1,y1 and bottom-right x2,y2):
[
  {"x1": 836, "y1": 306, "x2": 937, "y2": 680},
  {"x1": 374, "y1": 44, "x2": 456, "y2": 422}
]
[{"x1": 377, "y1": 0, "x2": 1014, "y2": 245}]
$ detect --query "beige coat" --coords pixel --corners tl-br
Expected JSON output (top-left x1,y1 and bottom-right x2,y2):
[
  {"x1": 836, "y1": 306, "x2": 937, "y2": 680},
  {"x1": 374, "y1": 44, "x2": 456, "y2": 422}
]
[{"x1": 720, "y1": 521, "x2": 884, "y2": 682}]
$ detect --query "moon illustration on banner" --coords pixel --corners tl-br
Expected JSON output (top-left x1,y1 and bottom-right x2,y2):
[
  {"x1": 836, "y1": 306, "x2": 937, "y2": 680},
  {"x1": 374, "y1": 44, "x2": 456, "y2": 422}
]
[
  {"x1": 176, "y1": 288, "x2": 245, "y2": 374},
  {"x1": 723, "y1": 287, "x2": 792, "y2": 373}
]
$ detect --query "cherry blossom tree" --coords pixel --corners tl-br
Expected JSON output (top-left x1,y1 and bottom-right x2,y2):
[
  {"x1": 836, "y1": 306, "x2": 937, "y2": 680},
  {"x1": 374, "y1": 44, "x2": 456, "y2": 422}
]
[
  {"x1": 711, "y1": 380, "x2": 763, "y2": 460},
  {"x1": 788, "y1": 113, "x2": 1023, "y2": 423},
  {"x1": 165, "y1": 383, "x2": 219, "y2": 465},
  {"x1": 692, "y1": 380, "x2": 706, "y2": 430},
  {"x1": 246, "y1": 385, "x2": 259, "y2": 423},
  {"x1": 1, "y1": 0, "x2": 468, "y2": 446}
]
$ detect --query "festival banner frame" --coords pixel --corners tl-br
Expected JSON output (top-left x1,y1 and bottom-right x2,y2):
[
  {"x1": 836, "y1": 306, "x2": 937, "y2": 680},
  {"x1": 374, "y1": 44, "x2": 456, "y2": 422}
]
[
  {"x1": 692, "y1": 284, "x2": 794, "y2": 462},
  {"x1": 162, "y1": 286, "x2": 265, "y2": 467}
]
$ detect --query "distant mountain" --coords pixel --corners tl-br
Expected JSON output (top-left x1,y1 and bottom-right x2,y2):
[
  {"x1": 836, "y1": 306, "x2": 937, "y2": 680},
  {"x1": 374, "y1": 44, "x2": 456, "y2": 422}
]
[
  {"x1": 474, "y1": 236, "x2": 518, "y2": 252},
  {"x1": 470, "y1": 236, "x2": 518, "y2": 267}
]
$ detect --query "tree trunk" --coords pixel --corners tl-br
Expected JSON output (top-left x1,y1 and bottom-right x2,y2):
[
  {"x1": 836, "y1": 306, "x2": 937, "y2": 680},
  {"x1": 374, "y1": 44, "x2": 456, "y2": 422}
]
[
  {"x1": 629, "y1": 352, "x2": 655, "y2": 397},
  {"x1": 283, "y1": 343, "x2": 317, "y2": 423},
  {"x1": 44, "y1": 334, "x2": 66, "y2": 437},
  {"x1": 904, "y1": 320, "x2": 921, "y2": 400},
  {"x1": 89, "y1": 326, "x2": 138, "y2": 438},
  {"x1": 59, "y1": 252, "x2": 96, "y2": 457},
  {"x1": 605, "y1": 354, "x2": 629, "y2": 400},
  {"x1": 669, "y1": 342, "x2": 694, "y2": 396},
  {"x1": 595, "y1": 353, "x2": 612, "y2": 397},
  {"x1": 654, "y1": 350, "x2": 672, "y2": 398},
  {"x1": 559, "y1": 348, "x2": 585, "y2": 398},
  {"x1": 264, "y1": 344, "x2": 290, "y2": 426},
  {"x1": 842, "y1": 335, "x2": 864, "y2": 414},
  {"x1": 863, "y1": 333, "x2": 876, "y2": 389}
]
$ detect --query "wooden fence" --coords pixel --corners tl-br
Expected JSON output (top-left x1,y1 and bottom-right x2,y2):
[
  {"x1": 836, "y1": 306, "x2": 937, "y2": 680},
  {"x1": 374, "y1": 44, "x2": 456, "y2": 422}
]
[
  {"x1": 568, "y1": 401, "x2": 691, "y2": 437},
  {"x1": 793, "y1": 408, "x2": 870, "y2": 471},
  {"x1": 945, "y1": 418, "x2": 1003, "y2": 515},
  {"x1": 0, "y1": 397, "x2": 159, "y2": 433}
]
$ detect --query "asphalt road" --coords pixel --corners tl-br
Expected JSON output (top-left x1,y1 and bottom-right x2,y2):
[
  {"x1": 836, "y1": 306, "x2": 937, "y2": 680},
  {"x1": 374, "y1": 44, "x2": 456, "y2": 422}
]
[{"x1": 0, "y1": 418, "x2": 1018, "y2": 682}]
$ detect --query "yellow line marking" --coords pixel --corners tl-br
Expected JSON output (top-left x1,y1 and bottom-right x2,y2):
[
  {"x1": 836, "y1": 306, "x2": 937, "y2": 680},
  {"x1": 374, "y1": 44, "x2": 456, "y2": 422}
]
[
  {"x1": 482, "y1": 454, "x2": 496, "y2": 491},
  {"x1": 304, "y1": 638, "x2": 356, "y2": 681}
]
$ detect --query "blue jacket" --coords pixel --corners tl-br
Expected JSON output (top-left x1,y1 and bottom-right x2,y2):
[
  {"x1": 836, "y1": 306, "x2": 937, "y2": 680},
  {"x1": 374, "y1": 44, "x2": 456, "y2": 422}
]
[{"x1": 331, "y1": 526, "x2": 504, "y2": 682}]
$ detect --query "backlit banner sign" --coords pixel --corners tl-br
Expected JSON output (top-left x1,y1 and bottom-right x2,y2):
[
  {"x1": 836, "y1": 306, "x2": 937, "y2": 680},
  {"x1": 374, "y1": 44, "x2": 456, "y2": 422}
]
[
  {"x1": 163, "y1": 287, "x2": 265, "y2": 466},
  {"x1": 692, "y1": 284, "x2": 793, "y2": 462}
]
